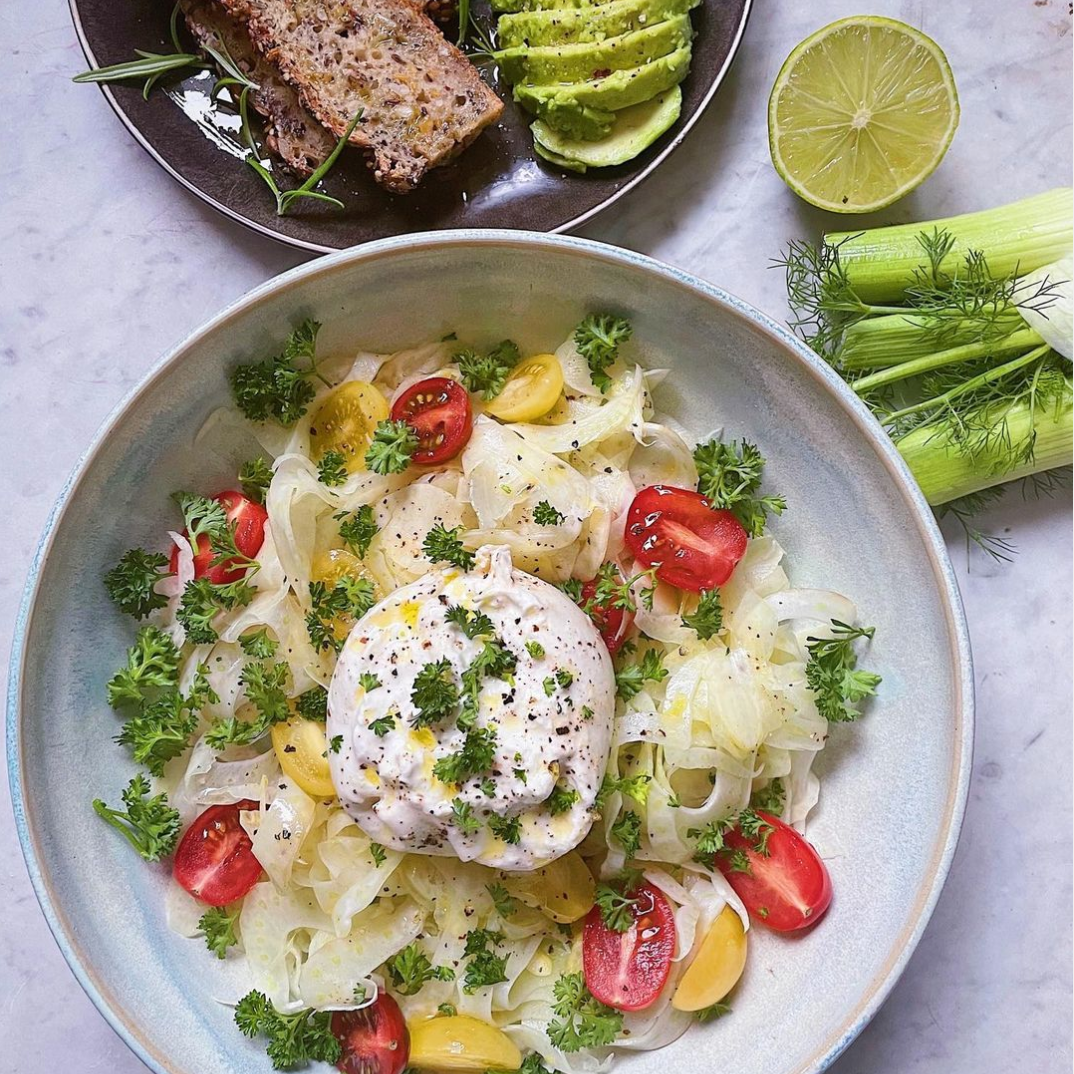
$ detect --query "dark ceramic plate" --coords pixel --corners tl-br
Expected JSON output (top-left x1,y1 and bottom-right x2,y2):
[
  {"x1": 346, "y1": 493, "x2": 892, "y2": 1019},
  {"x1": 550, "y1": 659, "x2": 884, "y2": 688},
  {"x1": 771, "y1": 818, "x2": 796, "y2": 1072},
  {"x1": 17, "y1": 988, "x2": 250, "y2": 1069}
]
[{"x1": 70, "y1": 0, "x2": 750, "y2": 251}]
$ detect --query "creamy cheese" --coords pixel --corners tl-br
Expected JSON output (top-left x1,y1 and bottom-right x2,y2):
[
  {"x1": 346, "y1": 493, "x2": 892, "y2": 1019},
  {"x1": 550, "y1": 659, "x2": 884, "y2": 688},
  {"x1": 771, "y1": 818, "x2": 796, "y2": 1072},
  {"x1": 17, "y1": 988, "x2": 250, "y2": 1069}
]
[{"x1": 326, "y1": 545, "x2": 615, "y2": 870}]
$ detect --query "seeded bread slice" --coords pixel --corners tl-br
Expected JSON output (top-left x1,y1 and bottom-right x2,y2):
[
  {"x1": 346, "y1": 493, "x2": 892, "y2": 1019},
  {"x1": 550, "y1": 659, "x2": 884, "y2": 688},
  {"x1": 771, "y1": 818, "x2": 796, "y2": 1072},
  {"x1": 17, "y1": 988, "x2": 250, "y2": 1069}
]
[
  {"x1": 179, "y1": 0, "x2": 335, "y2": 175},
  {"x1": 217, "y1": 0, "x2": 503, "y2": 192}
]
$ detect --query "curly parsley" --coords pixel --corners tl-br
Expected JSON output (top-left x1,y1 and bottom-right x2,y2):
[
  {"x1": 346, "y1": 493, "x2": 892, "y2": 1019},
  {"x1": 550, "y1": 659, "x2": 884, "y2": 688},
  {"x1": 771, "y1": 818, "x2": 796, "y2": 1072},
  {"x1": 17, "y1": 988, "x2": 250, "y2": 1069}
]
[
  {"x1": 411, "y1": 659, "x2": 460, "y2": 727},
  {"x1": 387, "y1": 943, "x2": 455, "y2": 995},
  {"x1": 574, "y1": 314, "x2": 632, "y2": 394},
  {"x1": 316, "y1": 449, "x2": 348, "y2": 487},
  {"x1": 456, "y1": 339, "x2": 521, "y2": 399},
  {"x1": 423, "y1": 524, "x2": 476, "y2": 570},
  {"x1": 547, "y1": 972, "x2": 623, "y2": 1052},
  {"x1": 104, "y1": 548, "x2": 172, "y2": 619},
  {"x1": 693, "y1": 437, "x2": 786, "y2": 537},
  {"x1": 92, "y1": 774, "x2": 181, "y2": 863},
  {"x1": 533, "y1": 500, "x2": 566, "y2": 526},
  {"x1": 338, "y1": 504, "x2": 378, "y2": 558},
  {"x1": 805, "y1": 620, "x2": 881, "y2": 722},
  {"x1": 198, "y1": 904, "x2": 241, "y2": 959},
  {"x1": 234, "y1": 990, "x2": 341, "y2": 1070},
  {"x1": 682, "y1": 588, "x2": 723, "y2": 640},
  {"x1": 229, "y1": 320, "x2": 326, "y2": 427},
  {"x1": 364, "y1": 418, "x2": 418, "y2": 475}
]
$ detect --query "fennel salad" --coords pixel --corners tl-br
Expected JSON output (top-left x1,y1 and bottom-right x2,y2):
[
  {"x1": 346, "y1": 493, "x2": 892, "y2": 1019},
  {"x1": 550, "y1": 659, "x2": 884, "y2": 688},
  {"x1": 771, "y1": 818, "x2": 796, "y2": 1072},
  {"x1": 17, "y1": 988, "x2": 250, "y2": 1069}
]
[{"x1": 96, "y1": 315, "x2": 880, "y2": 1073}]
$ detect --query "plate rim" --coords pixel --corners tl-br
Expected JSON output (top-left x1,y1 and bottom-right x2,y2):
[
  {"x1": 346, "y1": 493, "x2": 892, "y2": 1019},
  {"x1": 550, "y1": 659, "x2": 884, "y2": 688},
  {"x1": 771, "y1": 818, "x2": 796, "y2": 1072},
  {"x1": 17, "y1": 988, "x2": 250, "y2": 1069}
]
[
  {"x1": 67, "y1": 0, "x2": 752, "y2": 253},
  {"x1": 7, "y1": 229, "x2": 974, "y2": 1074}
]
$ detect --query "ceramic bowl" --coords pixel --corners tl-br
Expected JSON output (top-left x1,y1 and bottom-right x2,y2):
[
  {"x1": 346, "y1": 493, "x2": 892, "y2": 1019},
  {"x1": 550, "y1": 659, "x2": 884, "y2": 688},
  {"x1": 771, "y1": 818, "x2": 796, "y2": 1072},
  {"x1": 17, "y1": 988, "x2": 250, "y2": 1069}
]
[{"x1": 7, "y1": 231, "x2": 973, "y2": 1074}]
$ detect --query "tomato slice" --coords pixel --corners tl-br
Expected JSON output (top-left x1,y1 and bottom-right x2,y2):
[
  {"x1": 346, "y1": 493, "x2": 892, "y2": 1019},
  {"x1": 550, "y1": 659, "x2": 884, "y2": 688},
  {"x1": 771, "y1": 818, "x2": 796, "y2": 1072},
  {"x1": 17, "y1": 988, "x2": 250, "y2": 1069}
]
[
  {"x1": 169, "y1": 491, "x2": 268, "y2": 585},
  {"x1": 716, "y1": 812, "x2": 833, "y2": 932},
  {"x1": 624, "y1": 485, "x2": 747, "y2": 592},
  {"x1": 173, "y1": 801, "x2": 263, "y2": 907},
  {"x1": 578, "y1": 572, "x2": 635, "y2": 654},
  {"x1": 583, "y1": 881, "x2": 675, "y2": 1011},
  {"x1": 331, "y1": 994, "x2": 410, "y2": 1074},
  {"x1": 390, "y1": 377, "x2": 472, "y2": 466}
]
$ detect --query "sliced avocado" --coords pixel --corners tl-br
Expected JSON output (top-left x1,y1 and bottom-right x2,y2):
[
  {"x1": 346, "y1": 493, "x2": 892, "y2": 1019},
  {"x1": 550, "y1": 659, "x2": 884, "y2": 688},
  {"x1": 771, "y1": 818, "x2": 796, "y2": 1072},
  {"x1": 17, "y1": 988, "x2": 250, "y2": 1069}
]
[
  {"x1": 532, "y1": 84, "x2": 681, "y2": 168},
  {"x1": 492, "y1": 0, "x2": 606, "y2": 14},
  {"x1": 514, "y1": 45, "x2": 691, "y2": 138},
  {"x1": 497, "y1": 0, "x2": 699, "y2": 48},
  {"x1": 499, "y1": 15, "x2": 693, "y2": 84},
  {"x1": 534, "y1": 140, "x2": 589, "y2": 173}
]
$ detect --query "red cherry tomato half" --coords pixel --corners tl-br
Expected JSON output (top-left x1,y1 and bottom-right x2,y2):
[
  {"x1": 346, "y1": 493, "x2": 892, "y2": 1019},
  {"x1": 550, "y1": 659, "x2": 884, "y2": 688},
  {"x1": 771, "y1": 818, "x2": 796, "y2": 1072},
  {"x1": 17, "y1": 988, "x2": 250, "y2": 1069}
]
[
  {"x1": 624, "y1": 485, "x2": 747, "y2": 592},
  {"x1": 390, "y1": 377, "x2": 472, "y2": 466},
  {"x1": 583, "y1": 881, "x2": 676, "y2": 1011},
  {"x1": 331, "y1": 994, "x2": 410, "y2": 1074},
  {"x1": 717, "y1": 811, "x2": 833, "y2": 932},
  {"x1": 578, "y1": 572, "x2": 635, "y2": 654},
  {"x1": 173, "y1": 801, "x2": 263, "y2": 907},
  {"x1": 169, "y1": 491, "x2": 268, "y2": 585}
]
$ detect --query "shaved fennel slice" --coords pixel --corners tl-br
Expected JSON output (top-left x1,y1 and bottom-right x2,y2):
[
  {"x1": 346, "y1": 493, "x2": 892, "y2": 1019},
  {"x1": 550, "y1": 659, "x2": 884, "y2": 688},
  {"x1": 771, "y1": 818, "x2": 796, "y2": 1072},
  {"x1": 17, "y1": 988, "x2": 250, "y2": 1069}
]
[
  {"x1": 297, "y1": 902, "x2": 425, "y2": 1009},
  {"x1": 630, "y1": 421, "x2": 698, "y2": 490},
  {"x1": 245, "y1": 784, "x2": 317, "y2": 891},
  {"x1": 510, "y1": 366, "x2": 647, "y2": 454},
  {"x1": 463, "y1": 417, "x2": 591, "y2": 546}
]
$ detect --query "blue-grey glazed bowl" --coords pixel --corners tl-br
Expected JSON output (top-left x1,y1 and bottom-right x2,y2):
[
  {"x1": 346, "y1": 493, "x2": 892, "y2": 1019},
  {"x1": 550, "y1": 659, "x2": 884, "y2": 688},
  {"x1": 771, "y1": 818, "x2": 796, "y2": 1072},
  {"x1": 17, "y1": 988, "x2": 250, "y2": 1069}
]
[{"x1": 8, "y1": 232, "x2": 973, "y2": 1074}]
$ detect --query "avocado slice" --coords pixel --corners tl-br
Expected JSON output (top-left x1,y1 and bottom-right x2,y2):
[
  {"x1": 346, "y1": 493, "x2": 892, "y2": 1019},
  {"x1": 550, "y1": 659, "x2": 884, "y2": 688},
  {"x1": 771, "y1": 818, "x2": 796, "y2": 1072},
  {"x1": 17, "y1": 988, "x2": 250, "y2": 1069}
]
[
  {"x1": 534, "y1": 140, "x2": 589, "y2": 172},
  {"x1": 497, "y1": 0, "x2": 699, "y2": 48},
  {"x1": 514, "y1": 45, "x2": 691, "y2": 138},
  {"x1": 499, "y1": 15, "x2": 693, "y2": 84},
  {"x1": 492, "y1": 0, "x2": 606, "y2": 14},
  {"x1": 532, "y1": 84, "x2": 681, "y2": 168}
]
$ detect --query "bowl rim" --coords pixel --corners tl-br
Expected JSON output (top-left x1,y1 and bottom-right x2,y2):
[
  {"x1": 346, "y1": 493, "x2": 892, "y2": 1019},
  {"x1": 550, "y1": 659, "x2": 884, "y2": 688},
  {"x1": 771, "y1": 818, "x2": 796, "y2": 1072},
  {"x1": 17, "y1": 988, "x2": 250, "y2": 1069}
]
[
  {"x1": 67, "y1": 0, "x2": 753, "y2": 253},
  {"x1": 6, "y1": 229, "x2": 974, "y2": 1074}
]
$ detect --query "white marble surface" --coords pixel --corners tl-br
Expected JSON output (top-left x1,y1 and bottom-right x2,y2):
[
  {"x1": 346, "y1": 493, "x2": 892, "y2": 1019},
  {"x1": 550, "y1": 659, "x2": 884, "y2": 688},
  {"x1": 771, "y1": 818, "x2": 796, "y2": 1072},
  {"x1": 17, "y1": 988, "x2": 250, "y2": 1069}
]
[{"x1": 1, "y1": 0, "x2": 1071, "y2": 1071}]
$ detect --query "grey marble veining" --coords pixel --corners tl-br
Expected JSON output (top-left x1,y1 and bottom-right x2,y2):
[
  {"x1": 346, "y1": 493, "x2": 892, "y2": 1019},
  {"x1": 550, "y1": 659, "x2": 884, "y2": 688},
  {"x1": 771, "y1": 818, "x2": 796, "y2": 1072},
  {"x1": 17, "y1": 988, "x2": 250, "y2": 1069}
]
[{"x1": 0, "y1": 0, "x2": 1071, "y2": 1072}]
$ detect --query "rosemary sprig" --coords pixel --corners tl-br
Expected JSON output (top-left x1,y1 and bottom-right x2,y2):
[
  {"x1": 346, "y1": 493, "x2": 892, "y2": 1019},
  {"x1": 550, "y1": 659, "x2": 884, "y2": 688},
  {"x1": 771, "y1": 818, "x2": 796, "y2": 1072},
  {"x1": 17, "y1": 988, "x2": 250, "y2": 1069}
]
[
  {"x1": 241, "y1": 96, "x2": 361, "y2": 217},
  {"x1": 73, "y1": 4, "x2": 206, "y2": 100}
]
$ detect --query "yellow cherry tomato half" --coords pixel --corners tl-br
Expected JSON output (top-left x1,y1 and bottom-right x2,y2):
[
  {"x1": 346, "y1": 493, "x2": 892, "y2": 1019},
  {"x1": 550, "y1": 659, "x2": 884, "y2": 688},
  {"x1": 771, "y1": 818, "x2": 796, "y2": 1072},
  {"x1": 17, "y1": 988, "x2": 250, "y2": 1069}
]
[
  {"x1": 408, "y1": 1015, "x2": 521, "y2": 1072},
  {"x1": 484, "y1": 353, "x2": 564, "y2": 423},
  {"x1": 270, "y1": 717, "x2": 336, "y2": 798},
  {"x1": 502, "y1": 851, "x2": 595, "y2": 923},
  {"x1": 671, "y1": 905, "x2": 748, "y2": 1012},
  {"x1": 308, "y1": 381, "x2": 389, "y2": 470},
  {"x1": 311, "y1": 548, "x2": 381, "y2": 645}
]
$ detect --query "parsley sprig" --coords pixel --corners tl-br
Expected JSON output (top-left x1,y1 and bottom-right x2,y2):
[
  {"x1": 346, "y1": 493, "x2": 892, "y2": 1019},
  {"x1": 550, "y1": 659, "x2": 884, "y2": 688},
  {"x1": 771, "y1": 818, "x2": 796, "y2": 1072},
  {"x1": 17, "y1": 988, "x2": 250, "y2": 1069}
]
[
  {"x1": 693, "y1": 437, "x2": 787, "y2": 538},
  {"x1": 533, "y1": 500, "x2": 565, "y2": 526},
  {"x1": 547, "y1": 972, "x2": 623, "y2": 1052},
  {"x1": 423, "y1": 524, "x2": 476, "y2": 570},
  {"x1": 92, "y1": 774, "x2": 181, "y2": 862},
  {"x1": 614, "y1": 648, "x2": 667, "y2": 701},
  {"x1": 434, "y1": 725, "x2": 498, "y2": 785},
  {"x1": 574, "y1": 314, "x2": 633, "y2": 394},
  {"x1": 306, "y1": 576, "x2": 376, "y2": 652},
  {"x1": 198, "y1": 904, "x2": 241, "y2": 959},
  {"x1": 610, "y1": 810, "x2": 642, "y2": 858},
  {"x1": 205, "y1": 661, "x2": 290, "y2": 748},
  {"x1": 364, "y1": 419, "x2": 418, "y2": 474},
  {"x1": 106, "y1": 626, "x2": 179, "y2": 708},
  {"x1": 805, "y1": 620, "x2": 881, "y2": 722},
  {"x1": 230, "y1": 320, "x2": 328, "y2": 426},
  {"x1": 411, "y1": 659, "x2": 460, "y2": 728},
  {"x1": 682, "y1": 588, "x2": 723, "y2": 639},
  {"x1": 234, "y1": 991, "x2": 341, "y2": 1070},
  {"x1": 594, "y1": 872, "x2": 642, "y2": 933},
  {"x1": 462, "y1": 928, "x2": 509, "y2": 993},
  {"x1": 456, "y1": 340, "x2": 521, "y2": 399},
  {"x1": 104, "y1": 548, "x2": 172, "y2": 619},
  {"x1": 387, "y1": 944, "x2": 456, "y2": 995},
  {"x1": 338, "y1": 505, "x2": 378, "y2": 558},
  {"x1": 238, "y1": 456, "x2": 274, "y2": 504},
  {"x1": 316, "y1": 449, "x2": 348, "y2": 487}
]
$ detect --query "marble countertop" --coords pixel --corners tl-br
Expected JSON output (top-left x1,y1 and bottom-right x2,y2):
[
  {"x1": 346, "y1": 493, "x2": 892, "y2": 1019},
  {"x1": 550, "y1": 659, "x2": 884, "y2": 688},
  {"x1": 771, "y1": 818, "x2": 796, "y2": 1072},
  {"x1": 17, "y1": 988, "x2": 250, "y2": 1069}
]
[{"x1": 1, "y1": 0, "x2": 1071, "y2": 1071}]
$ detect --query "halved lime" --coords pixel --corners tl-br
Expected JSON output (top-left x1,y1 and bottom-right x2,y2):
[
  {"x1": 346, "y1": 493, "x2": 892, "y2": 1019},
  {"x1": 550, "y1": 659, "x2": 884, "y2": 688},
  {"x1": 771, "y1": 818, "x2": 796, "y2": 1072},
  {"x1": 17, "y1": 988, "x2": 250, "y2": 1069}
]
[{"x1": 768, "y1": 16, "x2": 959, "y2": 213}]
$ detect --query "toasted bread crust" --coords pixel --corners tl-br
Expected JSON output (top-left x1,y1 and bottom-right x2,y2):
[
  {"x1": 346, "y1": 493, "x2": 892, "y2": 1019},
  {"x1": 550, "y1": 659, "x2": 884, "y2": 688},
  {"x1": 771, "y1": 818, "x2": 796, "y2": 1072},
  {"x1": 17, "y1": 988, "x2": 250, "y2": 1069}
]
[
  {"x1": 218, "y1": 0, "x2": 503, "y2": 192},
  {"x1": 179, "y1": 0, "x2": 336, "y2": 175}
]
